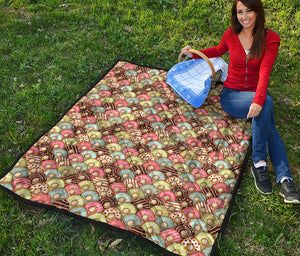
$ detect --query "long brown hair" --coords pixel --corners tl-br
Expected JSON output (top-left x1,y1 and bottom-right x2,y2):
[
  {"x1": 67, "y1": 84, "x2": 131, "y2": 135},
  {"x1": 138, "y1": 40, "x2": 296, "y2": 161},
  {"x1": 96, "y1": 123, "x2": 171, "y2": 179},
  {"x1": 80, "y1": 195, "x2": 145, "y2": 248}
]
[{"x1": 231, "y1": 0, "x2": 266, "y2": 59}]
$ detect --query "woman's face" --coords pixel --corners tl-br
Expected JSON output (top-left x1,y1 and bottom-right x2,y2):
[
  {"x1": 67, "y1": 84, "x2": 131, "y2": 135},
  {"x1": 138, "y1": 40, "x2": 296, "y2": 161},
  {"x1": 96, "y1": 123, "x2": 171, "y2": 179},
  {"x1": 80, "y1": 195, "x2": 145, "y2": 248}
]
[{"x1": 236, "y1": 1, "x2": 257, "y2": 30}]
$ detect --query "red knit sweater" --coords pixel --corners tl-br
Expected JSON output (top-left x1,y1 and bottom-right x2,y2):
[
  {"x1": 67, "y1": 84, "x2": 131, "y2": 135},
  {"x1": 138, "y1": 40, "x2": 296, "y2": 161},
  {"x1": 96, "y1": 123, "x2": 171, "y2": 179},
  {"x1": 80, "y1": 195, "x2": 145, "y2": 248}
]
[{"x1": 192, "y1": 27, "x2": 280, "y2": 107}]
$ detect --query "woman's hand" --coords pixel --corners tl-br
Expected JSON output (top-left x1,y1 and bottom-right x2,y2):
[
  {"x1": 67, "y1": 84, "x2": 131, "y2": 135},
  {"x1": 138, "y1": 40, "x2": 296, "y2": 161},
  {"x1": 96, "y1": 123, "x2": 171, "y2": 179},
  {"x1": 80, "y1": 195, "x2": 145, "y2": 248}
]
[
  {"x1": 247, "y1": 103, "x2": 262, "y2": 119},
  {"x1": 181, "y1": 45, "x2": 193, "y2": 58}
]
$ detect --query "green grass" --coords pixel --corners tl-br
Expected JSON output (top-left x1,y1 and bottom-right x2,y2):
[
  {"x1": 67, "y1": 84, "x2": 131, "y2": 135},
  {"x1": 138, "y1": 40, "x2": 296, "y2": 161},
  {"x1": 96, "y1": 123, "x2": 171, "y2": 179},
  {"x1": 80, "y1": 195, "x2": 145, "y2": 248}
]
[{"x1": 0, "y1": 0, "x2": 299, "y2": 255}]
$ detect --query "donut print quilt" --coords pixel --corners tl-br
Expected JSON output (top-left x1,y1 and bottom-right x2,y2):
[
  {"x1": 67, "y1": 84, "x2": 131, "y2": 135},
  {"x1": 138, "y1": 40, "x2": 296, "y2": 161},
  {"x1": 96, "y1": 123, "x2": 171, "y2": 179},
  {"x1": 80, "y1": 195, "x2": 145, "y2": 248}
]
[{"x1": 0, "y1": 61, "x2": 252, "y2": 256}]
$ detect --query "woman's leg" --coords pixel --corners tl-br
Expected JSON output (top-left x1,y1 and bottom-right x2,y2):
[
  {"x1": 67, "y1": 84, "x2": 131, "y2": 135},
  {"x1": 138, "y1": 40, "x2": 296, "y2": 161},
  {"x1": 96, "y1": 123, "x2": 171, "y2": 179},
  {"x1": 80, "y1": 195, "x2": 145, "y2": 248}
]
[
  {"x1": 220, "y1": 88, "x2": 299, "y2": 203},
  {"x1": 220, "y1": 88, "x2": 291, "y2": 180},
  {"x1": 220, "y1": 88, "x2": 272, "y2": 193},
  {"x1": 220, "y1": 88, "x2": 252, "y2": 119},
  {"x1": 266, "y1": 109, "x2": 292, "y2": 183}
]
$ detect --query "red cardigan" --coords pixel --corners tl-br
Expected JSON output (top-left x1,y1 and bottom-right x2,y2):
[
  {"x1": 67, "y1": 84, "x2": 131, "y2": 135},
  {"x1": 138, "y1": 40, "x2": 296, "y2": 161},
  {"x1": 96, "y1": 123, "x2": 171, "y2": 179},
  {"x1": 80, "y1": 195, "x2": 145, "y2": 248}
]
[{"x1": 192, "y1": 27, "x2": 280, "y2": 107}]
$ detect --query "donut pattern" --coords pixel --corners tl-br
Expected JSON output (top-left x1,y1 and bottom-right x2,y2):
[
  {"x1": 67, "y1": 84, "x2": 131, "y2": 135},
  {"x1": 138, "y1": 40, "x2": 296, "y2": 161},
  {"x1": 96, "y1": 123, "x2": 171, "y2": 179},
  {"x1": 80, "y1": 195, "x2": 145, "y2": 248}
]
[{"x1": 0, "y1": 61, "x2": 251, "y2": 256}]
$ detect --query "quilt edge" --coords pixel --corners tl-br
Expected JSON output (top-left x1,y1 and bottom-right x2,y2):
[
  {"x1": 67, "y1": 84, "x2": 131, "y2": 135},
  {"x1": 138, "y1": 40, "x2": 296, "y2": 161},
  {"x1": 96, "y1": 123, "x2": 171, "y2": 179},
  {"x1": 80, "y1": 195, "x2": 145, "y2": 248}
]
[{"x1": 210, "y1": 141, "x2": 252, "y2": 256}]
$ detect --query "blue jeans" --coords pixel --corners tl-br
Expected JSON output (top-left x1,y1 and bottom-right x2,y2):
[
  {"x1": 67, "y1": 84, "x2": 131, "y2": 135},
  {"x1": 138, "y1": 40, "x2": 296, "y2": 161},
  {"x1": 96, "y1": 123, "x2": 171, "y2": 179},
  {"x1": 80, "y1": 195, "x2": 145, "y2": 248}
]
[{"x1": 220, "y1": 87, "x2": 292, "y2": 183}]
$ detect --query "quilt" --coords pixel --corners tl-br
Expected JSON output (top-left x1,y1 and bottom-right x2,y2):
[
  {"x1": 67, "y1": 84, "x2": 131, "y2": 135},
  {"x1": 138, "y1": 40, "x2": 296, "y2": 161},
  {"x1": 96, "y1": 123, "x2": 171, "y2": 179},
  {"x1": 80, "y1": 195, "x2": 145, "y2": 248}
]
[{"x1": 0, "y1": 61, "x2": 252, "y2": 256}]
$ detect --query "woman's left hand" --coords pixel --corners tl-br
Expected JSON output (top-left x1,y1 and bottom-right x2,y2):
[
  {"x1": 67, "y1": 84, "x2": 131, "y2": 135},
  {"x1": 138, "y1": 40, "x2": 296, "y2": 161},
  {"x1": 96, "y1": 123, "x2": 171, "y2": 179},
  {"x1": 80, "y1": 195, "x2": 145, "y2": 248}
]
[
  {"x1": 181, "y1": 45, "x2": 193, "y2": 58},
  {"x1": 247, "y1": 103, "x2": 262, "y2": 119}
]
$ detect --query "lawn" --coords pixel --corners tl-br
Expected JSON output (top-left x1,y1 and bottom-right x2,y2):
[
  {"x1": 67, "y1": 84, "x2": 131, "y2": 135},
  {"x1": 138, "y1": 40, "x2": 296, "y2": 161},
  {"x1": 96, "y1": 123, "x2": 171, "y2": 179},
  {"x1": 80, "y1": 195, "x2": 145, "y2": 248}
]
[{"x1": 0, "y1": 0, "x2": 299, "y2": 255}]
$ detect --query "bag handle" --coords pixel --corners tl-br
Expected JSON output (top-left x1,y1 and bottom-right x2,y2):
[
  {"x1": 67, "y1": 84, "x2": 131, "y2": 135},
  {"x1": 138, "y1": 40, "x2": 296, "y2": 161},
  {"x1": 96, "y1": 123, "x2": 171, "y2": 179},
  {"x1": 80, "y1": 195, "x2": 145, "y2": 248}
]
[{"x1": 178, "y1": 49, "x2": 216, "y2": 78}]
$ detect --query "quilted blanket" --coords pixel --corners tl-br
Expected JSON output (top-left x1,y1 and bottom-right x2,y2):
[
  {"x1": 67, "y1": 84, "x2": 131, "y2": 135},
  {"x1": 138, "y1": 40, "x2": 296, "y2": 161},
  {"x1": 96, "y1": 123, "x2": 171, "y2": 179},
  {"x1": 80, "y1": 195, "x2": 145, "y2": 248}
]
[{"x1": 0, "y1": 61, "x2": 251, "y2": 256}]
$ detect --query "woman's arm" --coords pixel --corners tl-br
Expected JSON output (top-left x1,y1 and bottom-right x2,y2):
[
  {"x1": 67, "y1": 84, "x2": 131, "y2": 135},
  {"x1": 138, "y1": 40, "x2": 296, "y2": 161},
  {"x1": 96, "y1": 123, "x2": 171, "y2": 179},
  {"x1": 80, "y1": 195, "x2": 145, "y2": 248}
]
[
  {"x1": 247, "y1": 31, "x2": 280, "y2": 118},
  {"x1": 252, "y1": 40, "x2": 280, "y2": 107}
]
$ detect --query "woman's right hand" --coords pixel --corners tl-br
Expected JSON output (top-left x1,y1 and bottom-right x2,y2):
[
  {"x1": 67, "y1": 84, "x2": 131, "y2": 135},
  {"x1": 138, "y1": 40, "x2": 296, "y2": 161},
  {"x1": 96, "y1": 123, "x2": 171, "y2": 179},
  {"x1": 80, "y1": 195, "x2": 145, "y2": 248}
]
[{"x1": 181, "y1": 45, "x2": 193, "y2": 58}]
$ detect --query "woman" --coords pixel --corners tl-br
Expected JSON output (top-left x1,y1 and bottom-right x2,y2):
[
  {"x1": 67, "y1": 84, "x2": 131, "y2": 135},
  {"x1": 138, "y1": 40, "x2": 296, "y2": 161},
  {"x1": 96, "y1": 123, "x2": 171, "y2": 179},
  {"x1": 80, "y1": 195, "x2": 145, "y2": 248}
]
[{"x1": 181, "y1": 0, "x2": 300, "y2": 204}]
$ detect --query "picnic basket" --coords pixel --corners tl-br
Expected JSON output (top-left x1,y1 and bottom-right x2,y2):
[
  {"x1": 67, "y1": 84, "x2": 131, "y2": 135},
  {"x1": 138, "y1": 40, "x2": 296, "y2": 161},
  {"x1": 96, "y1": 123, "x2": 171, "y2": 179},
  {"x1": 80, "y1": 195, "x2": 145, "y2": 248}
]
[
  {"x1": 166, "y1": 49, "x2": 224, "y2": 108},
  {"x1": 178, "y1": 49, "x2": 222, "y2": 86}
]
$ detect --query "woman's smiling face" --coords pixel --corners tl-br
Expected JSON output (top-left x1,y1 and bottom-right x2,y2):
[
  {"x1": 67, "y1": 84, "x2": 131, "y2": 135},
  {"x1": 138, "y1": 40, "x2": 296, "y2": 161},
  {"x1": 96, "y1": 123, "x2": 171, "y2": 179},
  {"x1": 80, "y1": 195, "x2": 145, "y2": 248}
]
[{"x1": 236, "y1": 1, "x2": 257, "y2": 30}]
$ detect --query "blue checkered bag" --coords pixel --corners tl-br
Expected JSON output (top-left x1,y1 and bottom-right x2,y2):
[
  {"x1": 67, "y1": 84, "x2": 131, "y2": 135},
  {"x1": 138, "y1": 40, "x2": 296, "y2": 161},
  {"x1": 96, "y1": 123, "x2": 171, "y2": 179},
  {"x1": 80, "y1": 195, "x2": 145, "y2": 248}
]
[{"x1": 166, "y1": 55, "x2": 228, "y2": 108}]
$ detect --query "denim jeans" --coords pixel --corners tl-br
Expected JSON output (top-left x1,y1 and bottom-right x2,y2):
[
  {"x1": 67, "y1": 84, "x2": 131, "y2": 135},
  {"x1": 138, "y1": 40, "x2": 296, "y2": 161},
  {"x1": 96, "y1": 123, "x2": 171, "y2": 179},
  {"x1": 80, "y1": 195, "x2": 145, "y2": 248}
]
[{"x1": 220, "y1": 87, "x2": 292, "y2": 183}]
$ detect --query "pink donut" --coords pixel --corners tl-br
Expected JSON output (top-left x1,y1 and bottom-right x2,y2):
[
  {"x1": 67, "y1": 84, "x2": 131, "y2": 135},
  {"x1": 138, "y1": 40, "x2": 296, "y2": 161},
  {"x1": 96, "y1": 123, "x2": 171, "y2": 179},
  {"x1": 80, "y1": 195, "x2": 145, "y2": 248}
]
[
  {"x1": 158, "y1": 190, "x2": 176, "y2": 203},
  {"x1": 143, "y1": 133, "x2": 159, "y2": 142},
  {"x1": 183, "y1": 207, "x2": 201, "y2": 220},
  {"x1": 122, "y1": 63, "x2": 135, "y2": 70},
  {"x1": 114, "y1": 160, "x2": 130, "y2": 169},
  {"x1": 137, "y1": 73, "x2": 150, "y2": 80},
  {"x1": 103, "y1": 135, "x2": 118, "y2": 144},
  {"x1": 146, "y1": 114, "x2": 161, "y2": 123},
  {"x1": 51, "y1": 140, "x2": 65, "y2": 150},
  {"x1": 241, "y1": 132, "x2": 249, "y2": 141},
  {"x1": 122, "y1": 148, "x2": 139, "y2": 158},
  {"x1": 183, "y1": 182, "x2": 201, "y2": 194},
  {"x1": 233, "y1": 131, "x2": 243, "y2": 142},
  {"x1": 77, "y1": 142, "x2": 94, "y2": 152},
  {"x1": 105, "y1": 110, "x2": 120, "y2": 118},
  {"x1": 143, "y1": 161, "x2": 161, "y2": 172},
  {"x1": 136, "y1": 210, "x2": 156, "y2": 223},
  {"x1": 31, "y1": 194, "x2": 51, "y2": 205},
  {"x1": 123, "y1": 120, "x2": 139, "y2": 129},
  {"x1": 207, "y1": 197, "x2": 225, "y2": 211},
  {"x1": 137, "y1": 94, "x2": 151, "y2": 101},
  {"x1": 68, "y1": 105, "x2": 80, "y2": 114},
  {"x1": 60, "y1": 129, "x2": 75, "y2": 139},
  {"x1": 213, "y1": 119, "x2": 228, "y2": 129},
  {"x1": 13, "y1": 178, "x2": 31, "y2": 191},
  {"x1": 208, "y1": 152, "x2": 224, "y2": 161},
  {"x1": 191, "y1": 169, "x2": 208, "y2": 179},
  {"x1": 233, "y1": 132, "x2": 249, "y2": 142},
  {"x1": 82, "y1": 116, "x2": 96, "y2": 124},
  {"x1": 208, "y1": 131, "x2": 223, "y2": 140},
  {"x1": 110, "y1": 183, "x2": 127, "y2": 194},
  {"x1": 166, "y1": 126, "x2": 181, "y2": 135},
  {"x1": 89, "y1": 99, "x2": 103, "y2": 107},
  {"x1": 98, "y1": 90, "x2": 112, "y2": 98},
  {"x1": 118, "y1": 80, "x2": 130, "y2": 86},
  {"x1": 160, "y1": 229, "x2": 181, "y2": 246},
  {"x1": 114, "y1": 100, "x2": 128, "y2": 108},
  {"x1": 69, "y1": 153, "x2": 84, "y2": 163},
  {"x1": 153, "y1": 104, "x2": 168, "y2": 112},
  {"x1": 168, "y1": 154, "x2": 185, "y2": 164},
  {"x1": 135, "y1": 175, "x2": 153, "y2": 186},
  {"x1": 65, "y1": 184, "x2": 82, "y2": 196},
  {"x1": 194, "y1": 108, "x2": 208, "y2": 116},
  {"x1": 153, "y1": 81, "x2": 168, "y2": 89},
  {"x1": 186, "y1": 138, "x2": 202, "y2": 148},
  {"x1": 88, "y1": 168, "x2": 105, "y2": 178},
  {"x1": 213, "y1": 183, "x2": 231, "y2": 195},
  {"x1": 209, "y1": 96, "x2": 220, "y2": 104},
  {"x1": 42, "y1": 160, "x2": 57, "y2": 170},
  {"x1": 109, "y1": 219, "x2": 126, "y2": 230},
  {"x1": 230, "y1": 143, "x2": 244, "y2": 153},
  {"x1": 85, "y1": 201, "x2": 104, "y2": 215},
  {"x1": 172, "y1": 114, "x2": 188, "y2": 123},
  {"x1": 26, "y1": 146, "x2": 40, "y2": 156}
]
